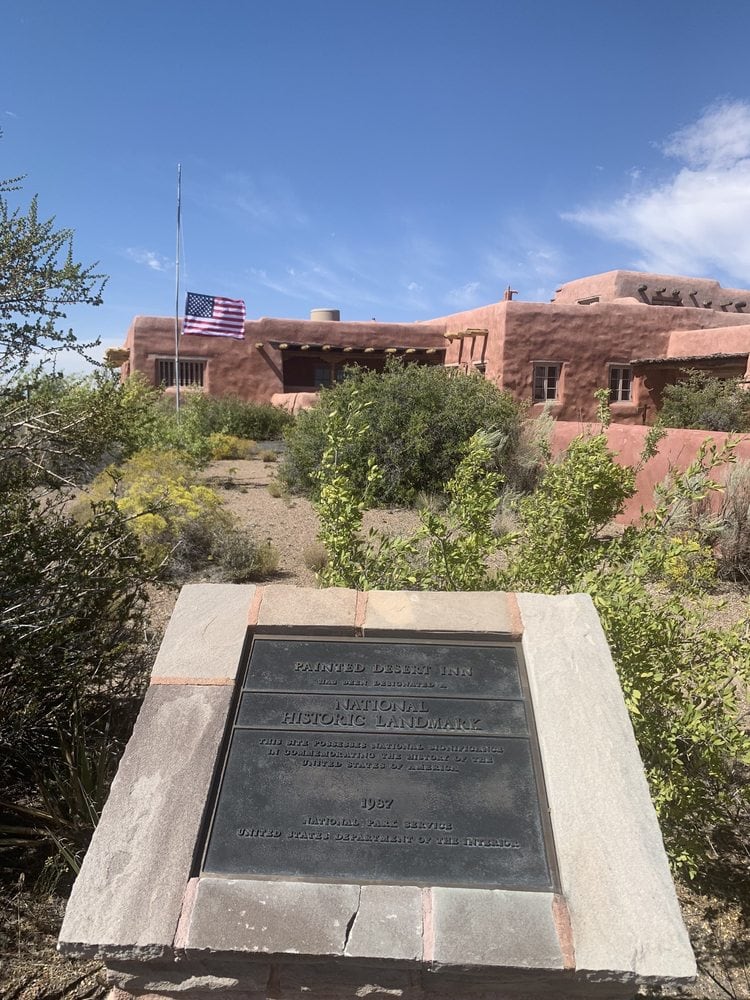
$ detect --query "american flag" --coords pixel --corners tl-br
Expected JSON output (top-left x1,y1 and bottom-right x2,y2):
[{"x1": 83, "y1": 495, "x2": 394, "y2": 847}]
[{"x1": 183, "y1": 292, "x2": 246, "y2": 339}]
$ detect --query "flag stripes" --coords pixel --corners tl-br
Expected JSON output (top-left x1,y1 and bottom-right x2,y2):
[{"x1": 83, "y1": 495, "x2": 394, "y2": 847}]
[{"x1": 183, "y1": 292, "x2": 246, "y2": 339}]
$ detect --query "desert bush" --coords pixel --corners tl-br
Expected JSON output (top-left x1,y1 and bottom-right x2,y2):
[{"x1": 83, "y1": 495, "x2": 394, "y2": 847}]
[
  {"x1": 281, "y1": 359, "x2": 520, "y2": 505},
  {"x1": 213, "y1": 530, "x2": 280, "y2": 582},
  {"x1": 259, "y1": 449, "x2": 277, "y2": 463},
  {"x1": 490, "y1": 405, "x2": 553, "y2": 494},
  {"x1": 719, "y1": 460, "x2": 750, "y2": 580},
  {"x1": 80, "y1": 448, "x2": 282, "y2": 585},
  {"x1": 0, "y1": 493, "x2": 151, "y2": 776},
  {"x1": 115, "y1": 385, "x2": 293, "y2": 462},
  {"x1": 660, "y1": 371, "x2": 750, "y2": 432},
  {"x1": 0, "y1": 180, "x2": 155, "y2": 875},
  {"x1": 302, "y1": 541, "x2": 329, "y2": 574},
  {"x1": 206, "y1": 433, "x2": 257, "y2": 460},
  {"x1": 0, "y1": 370, "x2": 163, "y2": 492},
  {"x1": 81, "y1": 449, "x2": 230, "y2": 575},
  {"x1": 176, "y1": 393, "x2": 293, "y2": 441},
  {"x1": 0, "y1": 704, "x2": 121, "y2": 878},
  {"x1": 313, "y1": 395, "x2": 750, "y2": 877}
]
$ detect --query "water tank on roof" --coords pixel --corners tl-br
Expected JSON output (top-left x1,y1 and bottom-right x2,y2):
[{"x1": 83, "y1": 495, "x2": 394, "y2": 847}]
[{"x1": 310, "y1": 308, "x2": 340, "y2": 322}]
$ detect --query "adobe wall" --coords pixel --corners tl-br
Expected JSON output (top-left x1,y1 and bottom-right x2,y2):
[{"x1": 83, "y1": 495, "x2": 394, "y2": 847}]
[
  {"x1": 124, "y1": 317, "x2": 445, "y2": 403},
  {"x1": 666, "y1": 326, "x2": 750, "y2": 374},
  {"x1": 551, "y1": 421, "x2": 750, "y2": 523},
  {"x1": 554, "y1": 269, "x2": 750, "y2": 313},
  {"x1": 499, "y1": 302, "x2": 750, "y2": 423},
  {"x1": 427, "y1": 303, "x2": 508, "y2": 380}
]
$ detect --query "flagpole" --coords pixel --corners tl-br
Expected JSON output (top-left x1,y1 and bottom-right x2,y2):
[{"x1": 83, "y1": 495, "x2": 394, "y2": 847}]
[{"x1": 174, "y1": 163, "x2": 182, "y2": 417}]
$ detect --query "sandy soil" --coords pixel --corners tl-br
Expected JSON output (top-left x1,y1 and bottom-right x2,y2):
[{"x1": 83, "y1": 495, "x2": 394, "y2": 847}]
[{"x1": 197, "y1": 457, "x2": 423, "y2": 587}]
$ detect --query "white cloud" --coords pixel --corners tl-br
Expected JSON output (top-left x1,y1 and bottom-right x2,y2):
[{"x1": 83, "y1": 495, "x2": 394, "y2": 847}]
[
  {"x1": 249, "y1": 257, "x2": 382, "y2": 309},
  {"x1": 664, "y1": 100, "x2": 750, "y2": 168},
  {"x1": 446, "y1": 280, "x2": 481, "y2": 307},
  {"x1": 485, "y1": 223, "x2": 565, "y2": 297},
  {"x1": 221, "y1": 172, "x2": 309, "y2": 229},
  {"x1": 126, "y1": 248, "x2": 172, "y2": 272},
  {"x1": 563, "y1": 99, "x2": 750, "y2": 284}
]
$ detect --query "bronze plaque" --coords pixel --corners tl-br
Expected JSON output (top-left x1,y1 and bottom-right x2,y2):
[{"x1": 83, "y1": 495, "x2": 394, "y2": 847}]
[{"x1": 202, "y1": 638, "x2": 556, "y2": 889}]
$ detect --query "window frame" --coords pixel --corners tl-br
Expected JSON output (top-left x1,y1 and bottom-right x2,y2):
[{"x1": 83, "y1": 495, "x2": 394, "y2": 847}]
[
  {"x1": 532, "y1": 362, "x2": 562, "y2": 402},
  {"x1": 608, "y1": 364, "x2": 633, "y2": 403},
  {"x1": 156, "y1": 357, "x2": 207, "y2": 389}
]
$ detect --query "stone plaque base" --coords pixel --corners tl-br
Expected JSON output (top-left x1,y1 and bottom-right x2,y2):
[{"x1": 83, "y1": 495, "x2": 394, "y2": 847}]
[{"x1": 59, "y1": 585, "x2": 695, "y2": 1000}]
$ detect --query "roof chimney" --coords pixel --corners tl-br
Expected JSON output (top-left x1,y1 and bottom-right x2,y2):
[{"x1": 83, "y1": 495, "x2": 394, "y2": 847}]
[{"x1": 310, "y1": 308, "x2": 340, "y2": 322}]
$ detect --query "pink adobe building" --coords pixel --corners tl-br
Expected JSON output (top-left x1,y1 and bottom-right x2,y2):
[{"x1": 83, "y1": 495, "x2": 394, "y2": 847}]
[{"x1": 111, "y1": 270, "x2": 750, "y2": 424}]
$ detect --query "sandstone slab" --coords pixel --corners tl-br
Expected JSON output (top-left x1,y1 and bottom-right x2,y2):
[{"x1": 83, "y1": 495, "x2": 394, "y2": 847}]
[
  {"x1": 186, "y1": 879, "x2": 361, "y2": 957},
  {"x1": 431, "y1": 888, "x2": 562, "y2": 971},
  {"x1": 518, "y1": 592, "x2": 696, "y2": 985},
  {"x1": 151, "y1": 584, "x2": 254, "y2": 681},
  {"x1": 253, "y1": 585, "x2": 358, "y2": 634},
  {"x1": 362, "y1": 590, "x2": 521, "y2": 638},
  {"x1": 59, "y1": 685, "x2": 233, "y2": 960},
  {"x1": 343, "y1": 884, "x2": 423, "y2": 961}
]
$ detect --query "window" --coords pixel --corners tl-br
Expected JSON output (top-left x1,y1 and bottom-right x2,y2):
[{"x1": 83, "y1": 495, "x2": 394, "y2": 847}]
[
  {"x1": 314, "y1": 364, "x2": 333, "y2": 388},
  {"x1": 533, "y1": 363, "x2": 561, "y2": 402},
  {"x1": 157, "y1": 358, "x2": 206, "y2": 388},
  {"x1": 609, "y1": 365, "x2": 632, "y2": 402}
]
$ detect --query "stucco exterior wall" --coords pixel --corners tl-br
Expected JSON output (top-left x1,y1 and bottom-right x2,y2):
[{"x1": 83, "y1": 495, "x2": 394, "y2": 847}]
[
  {"x1": 124, "y1": 316, "x2": 285, "y2": 401},
  {"x1": 553, "y1": 269, "x2": 750, "y2": 314},
  {"x1": 500, "y1": 301, "x2": 750, "y2": 423},
  {"x1": 551, "y1": 421, "x2": 750, "y2": 522},
  {"x1": 124, "y1": 316, "x2": 445, "y2": 403},
  {"x1": 120, "y1": 271, "x2": 750, "y2": 421},
  {"x1": 427, "y1": 303, "x2": 508, "y2": 380}
]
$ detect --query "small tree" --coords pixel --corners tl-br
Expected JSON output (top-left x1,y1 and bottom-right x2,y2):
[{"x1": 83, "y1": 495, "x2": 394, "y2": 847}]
[
  {"x1": 0, "y1": 179, "x2": 152, "y2": 877},
  {"x1": 660, "y1": 370, "x2": 750, "y2": 433}
]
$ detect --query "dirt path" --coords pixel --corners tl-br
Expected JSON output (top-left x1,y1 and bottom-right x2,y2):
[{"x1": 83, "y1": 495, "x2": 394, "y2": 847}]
[{"x1": 198, "y1": 458, "x2": 423, "y2": 587}]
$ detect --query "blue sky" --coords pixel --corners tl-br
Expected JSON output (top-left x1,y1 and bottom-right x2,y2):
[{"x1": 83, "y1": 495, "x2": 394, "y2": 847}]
[{"x1": 5, "y1": 0, "x2": 750, "y2": 368}]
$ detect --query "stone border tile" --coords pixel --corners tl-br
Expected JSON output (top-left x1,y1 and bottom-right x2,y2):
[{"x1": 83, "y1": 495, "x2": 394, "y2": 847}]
[
  {"x1": 431, "y1": 888, "x2": 563, "y2": 971},
  {"x1": 363, "y1": 590, "x2": 521, "y2": 638},
  {"x1": 344, "y1": 884, "x2": 423, "y2": 961},
  {"x1": 151, "y1": 584, "x2": 255, "y2": 681},
  {"x1": 517, "y1": 593, "x2": 696, "y2": 984},
  {"x1": 185, "y1": 879, "x2": 361, "y2": 956},
  {"x1": 254, "y1": 585, "x2": 358, "y2": 634},
  {"x1": 59, "y1": 685, "x2": 234, "y2": 960}
]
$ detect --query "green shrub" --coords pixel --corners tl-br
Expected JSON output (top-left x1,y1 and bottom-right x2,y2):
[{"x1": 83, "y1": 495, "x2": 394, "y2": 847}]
[
  {"x1": 80, "y1": 448, "x2": 282, "y2": 585},
  {"x1": 660, "y1": 371, "x2": 750, "y2": 432},
  {"x1": 0, "y1": 370, "x2": 164, "y2": 491},
  {"x1": 281, "y1": 360, "x2": 520, "y2": 505},
  {"x1": 312, "y1": 396, "x2": 750, "y2": 877},
  {"x1": 0, "y1": 493, "x2": 151, "y2": 776},
  {"x1": 206, "y1": 433, "x2": 257, "y2": 460},
  {"x1": 719, "y1": 460, "x2": 750, "y2": 580},
  {"x1": 81, "y1": 449, "x2": 230, "y2": 575},
  {"x1": 176, "y1": 393, "x2": 293, "y2": 441},
  {"x1": 117, "y1": 385, "x2": 293, "y2": 462},
  {"x1": 0, "y1": 704, "x2": 121, "y2": 878}
]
